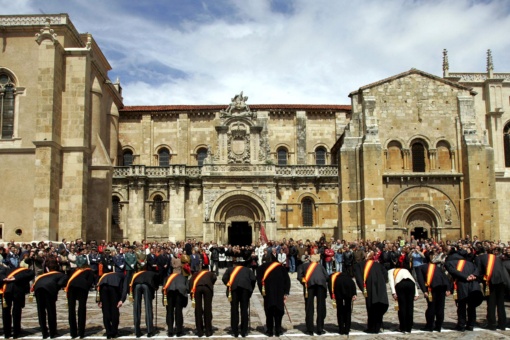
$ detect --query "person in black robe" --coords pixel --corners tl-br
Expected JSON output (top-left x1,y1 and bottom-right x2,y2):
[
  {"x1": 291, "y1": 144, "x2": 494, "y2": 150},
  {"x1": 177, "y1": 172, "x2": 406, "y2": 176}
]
[
  {"x1": 445, "y1": 248, "x2": 483, "y2": 331},
  {"x1": 0, "y1": 267, "x2": 34, "y2": 339},
  {"x1": 475, "y1": 247, "x2": 510, "y2": 330},
  {"x1": 32, "y1": 265, "x2": 68, "y2": 339},
  {"x1": 256, "y1": 258, "x2": 291, "y2": 337},
  {"x1": 327, "y1": 271, "x2": 357, "y2": 335},
  {"x1": 66, "y1": 267, "x2": 94, "y2": 338},
  {"x1": 353, "y1": 251, "x2": 389, "y2": 334},
  {"x1": 415, "y1": 262, "x2": 452, "y2": 332},
  {"x1": 97, "y1": 272, "x2": 127, "y2": 339},
  {"x1": 188, "y1": 269, "x2": 217, "y2": 337},
  {"x1": 131, "y1": 270, "x2": 160, "y2": 337},
  {"x1": 222, "y1": 261, "x2": 256, "y2": 337},
  {"x1": 163, "y1": 273, "x2": 188, "y2": 337},
  {"x1": 297, "y1": 258, "x2": 329, "y2": 335}
]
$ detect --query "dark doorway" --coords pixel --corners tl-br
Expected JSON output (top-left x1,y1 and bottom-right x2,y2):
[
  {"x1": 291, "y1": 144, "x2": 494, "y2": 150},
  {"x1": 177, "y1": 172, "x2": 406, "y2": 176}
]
[
  {"x1": 411, "y1": 227, "x2": 428, "y2": 240},
  {"x1": 228, "y1": 222, "x2": 252, "y2": 246}
]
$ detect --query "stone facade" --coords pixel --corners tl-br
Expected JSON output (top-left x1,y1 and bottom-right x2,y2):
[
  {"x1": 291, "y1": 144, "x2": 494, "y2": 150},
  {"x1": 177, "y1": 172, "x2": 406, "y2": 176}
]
[{"x1": 1, "y1": 15, "x2": 508, "y2": 244}]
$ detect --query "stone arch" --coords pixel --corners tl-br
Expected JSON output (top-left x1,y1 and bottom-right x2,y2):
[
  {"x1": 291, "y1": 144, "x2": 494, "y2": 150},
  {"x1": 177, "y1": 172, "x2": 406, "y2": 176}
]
[{"x1": 402, "y1": 204, "x2": 441, "y2": 239}]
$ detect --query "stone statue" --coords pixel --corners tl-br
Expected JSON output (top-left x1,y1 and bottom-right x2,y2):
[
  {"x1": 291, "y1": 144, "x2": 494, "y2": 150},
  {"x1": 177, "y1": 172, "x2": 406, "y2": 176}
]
[
  {"x1": 444, "y1": 201, "x2": 451, "y2": 222},
  {"x1": 271, "y1": 199, "x2": 275, "y2": 221},
  {"x1": 392, "y1": 201, "x2": 398, "y2": 222},
  {"x1": 204, "y1": 200, "x2": 210, "y2": 221}
]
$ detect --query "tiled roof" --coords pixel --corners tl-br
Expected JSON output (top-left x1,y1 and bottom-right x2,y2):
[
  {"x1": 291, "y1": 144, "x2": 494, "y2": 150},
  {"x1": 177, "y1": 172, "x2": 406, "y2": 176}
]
[{"x1": 120, "y1": 104, "x2": 351, "y2": 112}]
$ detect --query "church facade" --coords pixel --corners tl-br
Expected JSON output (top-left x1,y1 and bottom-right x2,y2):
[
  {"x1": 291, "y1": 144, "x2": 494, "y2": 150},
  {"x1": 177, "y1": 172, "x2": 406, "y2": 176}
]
[{"x1": 1, "y1": 14, "x2": 508, "y2": 244}]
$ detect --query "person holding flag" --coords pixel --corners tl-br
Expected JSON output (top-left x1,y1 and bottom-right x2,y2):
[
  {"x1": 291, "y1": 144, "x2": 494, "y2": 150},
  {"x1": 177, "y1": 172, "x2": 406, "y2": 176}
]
[
  {"x1": 130, "y1": 270, "x2": 159, "y2": 337},
  {"x1": 65, "y1": 265, "x2": 94, "y2": 339},
  {"x1": 222, "y1": 260, "x2": 256, "y2": 337},
  {"x1": 162, "y1": 272, "x2": 188, "y2": 337},
  {"x1": 327, "y1": 270, "x2": 356, "y2": 335},
  {"x1": 256, "y1": 255, "x2": 290, "y2": 337},
  {"x1": 297, "y1": 254, "x2": 329, "y2": 336},
  {"x1": 0, "y1": 265, "x2": 34, "y2": 339},
  {"x1": 475, "y1": 247, "x2": 510, "y2": 330},
  {"x1": 97, "y1": 271, "x2": 127, "y2": 339},
  {"x1": 388, "y1": 267, "x2": 419, "y2": 333},
  {"x1": 415, "y1": 261, "x2": 451, "y2": 332},
  {"x1": 188, "y1": 268, "x2": 216, "y2": 337},
  {"x1": 353, "y1": 251, "x2": 389, "y2": 334}
]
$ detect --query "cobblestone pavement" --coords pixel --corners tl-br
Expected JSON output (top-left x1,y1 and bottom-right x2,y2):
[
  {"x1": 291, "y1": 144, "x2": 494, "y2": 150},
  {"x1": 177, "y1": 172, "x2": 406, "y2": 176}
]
[{"x1": 3, "y1": 269, "x2": 510, "y2": 339}]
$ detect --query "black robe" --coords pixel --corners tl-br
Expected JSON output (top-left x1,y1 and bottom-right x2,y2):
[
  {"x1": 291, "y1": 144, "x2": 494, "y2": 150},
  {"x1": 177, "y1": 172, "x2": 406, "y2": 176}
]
[
  {"x1": 256, "y1": 262, "x2": 290, "y2": 311},
  {"x1": 354, "y1": 260, "x2": 389, "y2": 307}
]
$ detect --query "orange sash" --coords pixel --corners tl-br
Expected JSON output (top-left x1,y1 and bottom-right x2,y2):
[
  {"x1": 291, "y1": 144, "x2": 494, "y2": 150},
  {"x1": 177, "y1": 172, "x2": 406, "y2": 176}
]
[
  {"x1": 393, "y1": 268, "x2": 401, "y2": 281},
  {"x1": 64, "y1": 268, "x2": 92, "y2": 294},
  {"x1": 1, "y1": 268, "x2": 30, "y2": 293},
  {"x1": 453, "y1": 260, "x2": 466, "y2": 291},
  {"x1": 227, "y1": 266, "x2": 244, "y2": 292},
  {"x1": 162, "y1": 273, "x2": 179, "y2": 296},
  {"x1": 363, "y1": 260, "x2": 374, "y2": 289},
  {"x1": 262, "y1": 262, "x2": 281, "y2": 288},
  {"x1": 191, "y1": 271, "x2": 209, "y2": 298},
  {"x1": 96, "y1": 272, "x2": 117, "y2": 291},
  {"x1": 31, "y1": 271, "x2": 60, "y2": 292},
  {"x1": 330, "y1": 272, "x2": 340, "y2": 300},
  {"x1": 426, "y1": 264, "x2": 436, "y2": 292},
  {"x1": 302, "y1": 262, "x2": 318, "y2": 288},
  {"x1": 129, "y1": 270, "x2": 147, "y2": 295},
  {"x1": 485, "y1": 254, "x2": 496, "y2": 284}
]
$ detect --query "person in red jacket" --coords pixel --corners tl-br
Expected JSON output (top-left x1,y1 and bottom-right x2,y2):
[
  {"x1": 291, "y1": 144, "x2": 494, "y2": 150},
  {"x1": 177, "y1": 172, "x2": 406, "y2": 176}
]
[{"x1": 324, "y1": 245, "x2": 335, "y2": 275}]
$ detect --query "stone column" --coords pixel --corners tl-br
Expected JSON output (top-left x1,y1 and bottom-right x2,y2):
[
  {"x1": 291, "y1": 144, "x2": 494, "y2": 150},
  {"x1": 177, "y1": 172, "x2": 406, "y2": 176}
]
[
  {"x1": 127, "y1": 178, "x2": 147, "y2": 241},
  {"x1": 168, "y1": 180, "x2": 186, "y2": 242}
]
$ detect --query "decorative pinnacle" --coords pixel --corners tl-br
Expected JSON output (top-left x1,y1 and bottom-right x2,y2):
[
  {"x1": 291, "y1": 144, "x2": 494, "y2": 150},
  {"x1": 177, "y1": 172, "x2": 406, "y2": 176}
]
[
  {"x1": 487, "y1": 49, "x2": 494, "y2": 72},
  {"x1": 442, "y1": 49, "x2": 449, "y2": 76}
]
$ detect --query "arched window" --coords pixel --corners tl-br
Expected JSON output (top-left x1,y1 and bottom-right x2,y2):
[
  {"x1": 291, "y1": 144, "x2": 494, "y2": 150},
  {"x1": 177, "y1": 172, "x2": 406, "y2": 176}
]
[
  {"x1": 158, "y1": 148, "x2": 170, "y2": 166},
  {"x1": 197, "y1": 148, "x2": 207, "y2": 167},
  {"x1": 436, "y1": 141, "x2": 452, "y2": 171},
  {"x1": 0, "y1": 72, "x2": 16, "y2": 139},
  {"x1": 153, "y1": 195, "x2": 163, "y2": 224},
  {"x1": 302, "y1": 198, "x2": 314, "y2": 226},
  {"x1": 315, "y1": 147, "x2": 327, "y2": 165},
  {"x1": 386, "y1": 141, "x2": 403, "y2": 172},
  {"x1": 112, "y1": 196, "x2": 120, "y2": 226},
  {"x1": 122, "y1": 150, "x2": 133, "y2": 166},
  {"x1": 505, "y1": 123, "x2": 510, "y2": 168},
  {"x1": 277, "y1": 147, "x2": 288, "y2": 165},
  {"x1": 411, "y1": 142, "x2": 427, "y2": 172}
]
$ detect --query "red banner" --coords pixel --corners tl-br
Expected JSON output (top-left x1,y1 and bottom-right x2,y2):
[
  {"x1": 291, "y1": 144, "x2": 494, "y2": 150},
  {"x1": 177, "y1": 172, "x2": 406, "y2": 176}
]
[{"x1": 260, "y1": 221, "x2": 269, "y2": 244}]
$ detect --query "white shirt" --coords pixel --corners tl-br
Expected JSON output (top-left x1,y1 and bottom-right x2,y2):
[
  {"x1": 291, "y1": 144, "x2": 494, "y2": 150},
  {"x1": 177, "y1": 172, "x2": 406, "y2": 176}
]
[{"x1": 388, "y1": 268, "x2": 419, "y2": 297}]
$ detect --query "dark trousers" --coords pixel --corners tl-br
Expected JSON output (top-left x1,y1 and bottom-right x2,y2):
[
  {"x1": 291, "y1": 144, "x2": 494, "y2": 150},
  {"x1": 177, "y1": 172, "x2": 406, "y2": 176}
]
[
  {"x1": 486, "y1": 282, "x2": 507, "y2": 329},
  {"x1": 230, "y1": 288, "x2": 251, "y2": 335},
  {"x1": 366, "y1": 302, "x2": 387, "y2": 333},
  {"x1": 133, "y1": 284, "x2": 154, "y2": 335},
  {"x1": 194, "y1": 286, "x2": 213, "y2": 336},
  {"x1": 35, "y1": 290, "x2": 57, "y2": 337},
  {"x1": 2, "y1": 293, "x2": 25, "y2": 337},
  {"x1": 100, "y1": 285, "x2": 121, "y2": 337},
  {"x1": 166, "y1": 291, "x2": 186, "y2": 334},
  {"x1": 68, "y1": 287, "x2": 89, "y2": 337},
  {"x1": 264, "y1": 305, "x2": 284, "y2": 335},
  {"x1": 425, "y1": 286, "x2": 447, "y2": 330},
  {"x1": 335, "y1": 295, "x2": 353, "y2": 335},
  {"x1": 304, "y1": 285, "x2": 327, "y2": 333},
  {"x1": 457, "y1": 296, "x2": 477, "y2": 328},
  {"x1": 396, "y1": 279, "x2": 415, "y2": 332}
]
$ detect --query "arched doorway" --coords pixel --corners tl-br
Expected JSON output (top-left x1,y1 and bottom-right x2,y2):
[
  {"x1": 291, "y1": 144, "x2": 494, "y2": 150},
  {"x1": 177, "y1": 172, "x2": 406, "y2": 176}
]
[
  {"x1": 406, "y1": 208, "x2": 438, "y2": 240},
  {"x1": 211, "y1": 192, "x2": 268, "y2": 246}
]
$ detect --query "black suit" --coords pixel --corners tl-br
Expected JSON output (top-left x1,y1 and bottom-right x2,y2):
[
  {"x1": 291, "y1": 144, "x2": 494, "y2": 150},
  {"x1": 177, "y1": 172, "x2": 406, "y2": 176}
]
[
  {"x1": 66, "y1": 268, "x2": 94, "y2": 338},
  {"x1": 0, "y1": 267, "x2": 34, "y2": 338},
  {"x1": 98, "y1": 272, "x2": 127, "y2": 338},
  {"x1": 297, "y1": 261, "x2": 328, "y2": 334},
  {"x1": 328, "y1": 272, "x2": 357, "y2": 335},
  {"x1": 164, "y1": 274, "x2": 188, "y2": 336},
  {"x1": 131, "y1": 271, "x2": 159, "y2": 336},
  {"x1": 222, "y1": 265, "x2": 256, "y2": 336},
  {"x1": 476, "y1": 253, "x2": 510, "y2": 330},
  {"x1": 416, "y1": 263, "x2": 451, "y2": 331},
  {"x1": 256, "y1": 262, "x2": 291, "y2": 336},
  {"x1": 33, "y1": 271, "x2": 68, "y2": 338},
  {"x1": 189, "y1": 270, "x2": 217, "y2": 337}
]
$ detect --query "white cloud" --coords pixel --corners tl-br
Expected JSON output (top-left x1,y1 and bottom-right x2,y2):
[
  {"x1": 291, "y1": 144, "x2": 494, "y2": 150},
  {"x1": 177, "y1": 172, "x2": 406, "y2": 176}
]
[{"x1": 1, "y1": 0, "x2": 510, "y2": 105}]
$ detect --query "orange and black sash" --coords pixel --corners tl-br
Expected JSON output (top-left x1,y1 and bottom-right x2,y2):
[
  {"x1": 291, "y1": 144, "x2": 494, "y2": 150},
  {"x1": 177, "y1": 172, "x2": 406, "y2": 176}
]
[
  {"x1": 363, "y1": 260, "x2": 374, "y2": 291},
  {"x1": 302, "y1": 262, "x2": 318, "y2": 288},
  {"x1": 425, "y1": 264, "x2": 436, "y2": 293},
  {"x1": 453, "y1": 260, "x2": 466, "y2": 292},
  {"x1": 129, "y1": 270, "x2": 147, "y2": 295},
  {"x1": 330, "y1": 272, "x2": 341, "y2": 300},
  {"x1": 191, "y1": 270, "x2": 209, "y2": 299},
  {"x1": 485, "y1": 254, "x2": 496, "y2": 284},
  {"x1": 162, "y1": 273, "x2": 179, "y2": 297},
  {"x1": 31, "y1": 271, "x2": 61, "y2": 292},
  {"x1": 227, "y1": 266, "x2": 244, "y2": 293},
  {"x1": 64, "y1": 268, "x2": 92, "y2": 296},
  {"x1": 1, "y1": 268, "x2": 30, "y2": 294},
  {"x1": 262, "y1": 262, "x2": 281, "y2": 289},
  {"x1": 96, "y1": 272, "x2": 117, "y2": 291}
]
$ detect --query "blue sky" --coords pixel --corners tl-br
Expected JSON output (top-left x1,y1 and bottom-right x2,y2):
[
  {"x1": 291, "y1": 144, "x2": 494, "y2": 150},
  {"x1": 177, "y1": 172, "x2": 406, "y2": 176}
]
[{"x1": 2, "y1": 0, "x2": 510, "y2": 105}]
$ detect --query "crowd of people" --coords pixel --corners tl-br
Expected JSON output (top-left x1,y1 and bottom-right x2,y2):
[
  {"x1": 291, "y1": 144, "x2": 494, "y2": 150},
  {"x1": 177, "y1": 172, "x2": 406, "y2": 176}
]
[{"x1": 0, "y1": 233, "x2": 510, "y2": 338}]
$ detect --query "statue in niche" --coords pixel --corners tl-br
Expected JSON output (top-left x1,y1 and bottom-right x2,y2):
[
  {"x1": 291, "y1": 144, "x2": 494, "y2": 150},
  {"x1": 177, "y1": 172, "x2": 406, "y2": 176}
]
[
  {"x1": 271, "y1": 199, "x2": 275, "y2": 221},
  {"x1": 392, "y1": 201, "x2": 399, "y2": 223},
  {"x1": 444, "y1": 201, "x2": 451, "y2": 223},
  {"x1": 204, "y1": 200, "x2": 210, "y2": 221}
]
